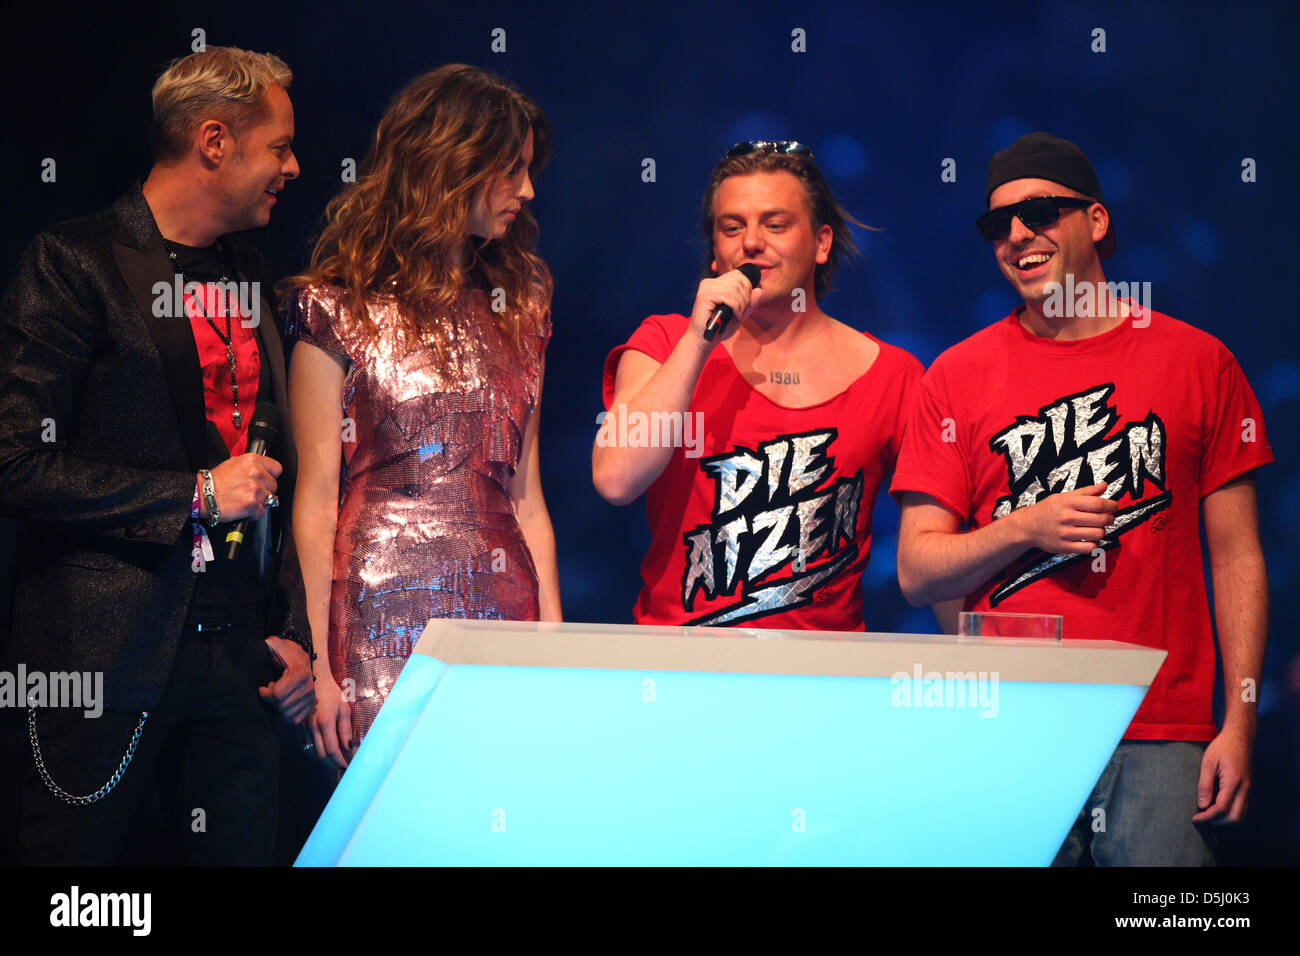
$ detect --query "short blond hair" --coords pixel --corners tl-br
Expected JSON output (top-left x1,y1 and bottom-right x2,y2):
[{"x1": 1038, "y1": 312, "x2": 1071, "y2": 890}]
[{"x1": 151, "y1": 46, "x2": 292, "y2": 162}]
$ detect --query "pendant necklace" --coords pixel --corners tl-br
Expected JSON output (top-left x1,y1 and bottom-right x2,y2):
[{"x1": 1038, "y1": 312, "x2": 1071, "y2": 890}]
[{"x1": 164, "y1": 238, "x2": 243, "y2": 429}]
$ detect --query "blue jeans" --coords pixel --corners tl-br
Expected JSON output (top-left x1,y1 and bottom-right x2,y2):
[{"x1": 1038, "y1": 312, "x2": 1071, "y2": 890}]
[{"x1": 1052, "y1": 740, "x2": 1218, "y2": 866}]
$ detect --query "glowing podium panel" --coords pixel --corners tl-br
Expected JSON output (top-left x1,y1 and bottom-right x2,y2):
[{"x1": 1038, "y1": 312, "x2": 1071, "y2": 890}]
[{"x1": 296, "y1": 620, "x2": 1164, "y2": 866}]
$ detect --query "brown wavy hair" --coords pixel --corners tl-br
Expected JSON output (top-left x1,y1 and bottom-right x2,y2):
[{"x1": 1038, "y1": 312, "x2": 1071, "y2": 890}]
[
  {"x1": 700, "y1": 148, "x2": 867, "y2": 301},
  {"x1": 283, "y1": 64, "x2": 551, "y2": 357}
]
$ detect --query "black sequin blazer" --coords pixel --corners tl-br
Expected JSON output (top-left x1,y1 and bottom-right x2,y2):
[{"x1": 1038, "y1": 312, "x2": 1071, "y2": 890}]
[{"x1": 0, "y1": 185, "x2": 311, "y2": 710}]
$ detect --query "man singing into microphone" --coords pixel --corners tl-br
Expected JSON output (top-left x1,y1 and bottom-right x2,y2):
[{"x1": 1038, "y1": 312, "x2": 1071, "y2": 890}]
[
  {"x1": 891, "y1": 132, "x2": 1272, "y2": 864},
  {"x1": 594, "y1": 141, "x2": 923, "y2": 629},
  {"x1": 0, "y1": 46, "x2": 314, "y2": 864}
]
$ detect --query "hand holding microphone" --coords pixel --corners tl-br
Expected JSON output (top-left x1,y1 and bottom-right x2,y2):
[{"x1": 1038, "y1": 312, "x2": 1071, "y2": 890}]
[
  {"x1": 698, "y1": 263, "x2": 763, "y2": 342},
  {"x1": 221, "y1": 403, "x2": 282, "y2": 560}
]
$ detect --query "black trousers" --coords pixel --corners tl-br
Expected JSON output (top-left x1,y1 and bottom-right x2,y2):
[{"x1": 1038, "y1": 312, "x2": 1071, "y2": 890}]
[{"x1": 16, "y1": 623, "x2": 280, "y2": 866}]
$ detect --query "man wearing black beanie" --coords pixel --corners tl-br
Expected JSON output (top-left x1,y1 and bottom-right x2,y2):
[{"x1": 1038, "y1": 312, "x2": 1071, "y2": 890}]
[{"x1": 891, "y1": 132, "x2": 1272, "y2": 865}]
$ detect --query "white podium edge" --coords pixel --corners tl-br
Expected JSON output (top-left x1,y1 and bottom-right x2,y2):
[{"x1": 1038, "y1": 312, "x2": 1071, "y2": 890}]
[{"x1": 412, "y1": 618, "x2": 1168, "y2": 688}]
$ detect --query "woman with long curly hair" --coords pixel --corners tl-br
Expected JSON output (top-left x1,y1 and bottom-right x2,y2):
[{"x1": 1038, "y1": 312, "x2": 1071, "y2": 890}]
[{"x1": 282, "y1": 64, "x2": 560, "y2": 764}]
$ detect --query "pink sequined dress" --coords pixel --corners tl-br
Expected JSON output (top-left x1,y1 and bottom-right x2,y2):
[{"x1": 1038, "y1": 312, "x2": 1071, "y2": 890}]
[{"x1": 285, "y1": 284, "x2": 550, "y2": 740}]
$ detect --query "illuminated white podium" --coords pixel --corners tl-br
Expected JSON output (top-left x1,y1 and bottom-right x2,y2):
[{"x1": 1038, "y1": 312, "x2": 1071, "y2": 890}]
[{"x1": 296, "y1": 620, "x2": 1163, "y2": 866}]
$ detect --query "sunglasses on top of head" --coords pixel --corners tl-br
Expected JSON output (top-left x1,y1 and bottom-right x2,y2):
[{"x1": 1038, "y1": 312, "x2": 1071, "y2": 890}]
[
  {"x1": 976, "y1": 196, "x2": 1095, "y2": 241},
  {"x1": 724, "y1": 140, "x2": 815, "y2": 160}
]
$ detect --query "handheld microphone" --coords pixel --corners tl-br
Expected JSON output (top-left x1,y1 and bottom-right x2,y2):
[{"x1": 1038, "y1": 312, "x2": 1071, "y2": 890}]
[
  {"x1": 224, "y1": 403, "x2": 281, "y2": 561},
  {"x1": 702, "y1": 263, "x2": 762, "y2": 341}
]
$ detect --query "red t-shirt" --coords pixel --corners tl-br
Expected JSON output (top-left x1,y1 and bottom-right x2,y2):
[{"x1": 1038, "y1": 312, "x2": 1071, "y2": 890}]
[
  {"x1": 890, "y1": 308, "x2": 1274, "y2": 740},
  {"x1": 603, "y1": 313, "x2": 923, "y2": 631}
]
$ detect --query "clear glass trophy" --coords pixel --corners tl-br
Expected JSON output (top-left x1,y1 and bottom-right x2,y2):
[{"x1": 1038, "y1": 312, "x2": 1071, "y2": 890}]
[{"x1": 958, "y1": 611, "x2": 1063, "y2": 642}]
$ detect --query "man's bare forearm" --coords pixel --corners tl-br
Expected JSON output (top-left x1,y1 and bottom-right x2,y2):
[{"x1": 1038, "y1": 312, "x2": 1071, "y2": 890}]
[
  {"x1": 593, "y1": 333, "x2": 711, "y2": 504},
  {"x1": 1212, "y1": 548, "x2": 1268, "y2": 733},
  {"x1": 901, "y1": 512, "x2": 1031, "y2": 606}
]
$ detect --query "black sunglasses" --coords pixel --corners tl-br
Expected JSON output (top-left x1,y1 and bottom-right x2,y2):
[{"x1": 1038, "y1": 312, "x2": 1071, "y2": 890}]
[
  {"x1": 976, "y1": 196, "x2": 1095, "y2": 240},
  {"x1": 725, "y1": 140, "x2": 815, "y2": 160}
]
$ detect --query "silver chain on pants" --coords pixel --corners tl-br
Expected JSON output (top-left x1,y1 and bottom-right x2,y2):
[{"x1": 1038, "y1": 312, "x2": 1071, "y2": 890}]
[{"x1": 28, "y1": 706, "x2": 149, "y2": 806}]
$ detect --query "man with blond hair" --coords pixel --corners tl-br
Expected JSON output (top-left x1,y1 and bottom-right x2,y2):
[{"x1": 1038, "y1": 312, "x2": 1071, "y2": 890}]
[
  {"x1": 0, "y1": 46, "x2": 313, "y2": 864},
  {"x1": 594, "y1": 142, "x2": 923, "y2": 629}
]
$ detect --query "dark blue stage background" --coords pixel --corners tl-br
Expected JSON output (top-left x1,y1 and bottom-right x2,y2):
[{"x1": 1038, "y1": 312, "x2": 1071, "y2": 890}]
[{"x1": 2, "y1": 0, "x2": 1296, "y2": 863}]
